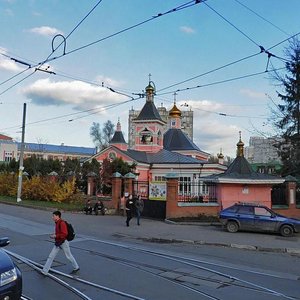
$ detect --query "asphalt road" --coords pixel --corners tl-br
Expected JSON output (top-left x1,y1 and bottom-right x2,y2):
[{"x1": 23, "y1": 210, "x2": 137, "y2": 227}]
[{"x1": 1, "y1": 203, "x2": 300, "y2": 300}]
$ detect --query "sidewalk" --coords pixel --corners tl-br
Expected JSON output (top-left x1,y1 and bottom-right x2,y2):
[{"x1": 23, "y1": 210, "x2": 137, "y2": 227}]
[
  {"x1": 67, "y1": 211, "x2": 300, "y2": 256},
  {"x1": 1, "y1": 203, "x2": 300, "y2": 256}
]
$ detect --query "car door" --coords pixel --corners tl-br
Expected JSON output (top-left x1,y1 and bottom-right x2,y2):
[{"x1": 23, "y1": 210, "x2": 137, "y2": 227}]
[
  {"x1": 236, "y1": 206, "x2": 255, "y2": 230},
  {"x1": 254, "y1": 207, "x2": 277, "y2": 232}
]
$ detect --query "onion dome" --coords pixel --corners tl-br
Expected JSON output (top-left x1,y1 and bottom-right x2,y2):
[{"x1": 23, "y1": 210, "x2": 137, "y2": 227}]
[
  {"x1": 236, "y1": 131, "x2": 244, "y2": 157},
  {"x1": 169, "y1": 103, "x2": 181, "y2": 118},
  {"x1": 145, "y1": 81, "x2": 155, "y2": 102}
]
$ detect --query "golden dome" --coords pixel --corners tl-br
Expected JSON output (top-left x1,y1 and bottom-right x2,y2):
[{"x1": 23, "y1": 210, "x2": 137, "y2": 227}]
[
  {"x1": 169, "y1": 103, "x2": 181, "y2": 117},
  {"x1": 145, "y1": 82, "x2": 155, "y2": 94},
  {"x1": 236, "y1": 131, "x2": 244, "y2": 157}
]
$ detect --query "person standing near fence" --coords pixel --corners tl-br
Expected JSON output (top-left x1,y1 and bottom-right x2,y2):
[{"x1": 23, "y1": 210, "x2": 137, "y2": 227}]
[
  {"x1": 135, "y1": 195, "x2": 144, "y2": 226},
  {"x1": 125, "y1": 194, "x2": 134, "y2": 227},
  {"x1": 42, "y1": 211, "x2": 79, "y2": 275}
]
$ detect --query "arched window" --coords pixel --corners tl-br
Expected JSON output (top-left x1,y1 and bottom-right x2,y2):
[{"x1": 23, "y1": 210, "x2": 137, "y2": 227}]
[
  {"x1": 140, "y1": 128, "x2": 153, "y2": 144},
  {"x1": 157, "y1": 130, "x2": 161, "y2": 145}
]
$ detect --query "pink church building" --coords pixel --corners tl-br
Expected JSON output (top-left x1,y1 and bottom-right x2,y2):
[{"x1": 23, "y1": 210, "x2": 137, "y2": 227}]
[
  {"x1": 89, "y1": 80, "x2": 297, "y2": 219},
  {"x1": 90, "y1": 80, "x2": 226, "y2": 199}
]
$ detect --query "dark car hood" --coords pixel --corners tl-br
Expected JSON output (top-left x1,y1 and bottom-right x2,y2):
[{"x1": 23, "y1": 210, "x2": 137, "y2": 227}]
[
  {"x1": 0, "y1": 249, "x2": 14, "y2": 272},
  {"x1": 275, "y1": 214, "x2": 300, "y2": 223}
]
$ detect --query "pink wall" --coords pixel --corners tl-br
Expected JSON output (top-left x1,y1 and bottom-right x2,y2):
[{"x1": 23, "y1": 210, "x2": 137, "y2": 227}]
[{"x1": 219, "y1": 184, "x2": 272, "y2": 209}]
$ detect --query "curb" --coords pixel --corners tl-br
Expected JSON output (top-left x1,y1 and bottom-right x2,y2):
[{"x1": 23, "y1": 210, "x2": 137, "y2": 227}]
[{"x1": 139, "y1": 236, "x2": 300, "y2": 256}]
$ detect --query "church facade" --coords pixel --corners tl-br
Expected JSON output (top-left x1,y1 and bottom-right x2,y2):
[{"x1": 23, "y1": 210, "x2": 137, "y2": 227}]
[{"x1": 89, "y1": 80, "x2": 226, "y2": 201}]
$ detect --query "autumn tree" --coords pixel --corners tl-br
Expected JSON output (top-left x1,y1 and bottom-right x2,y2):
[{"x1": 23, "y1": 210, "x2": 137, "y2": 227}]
[
  {"x1": 90, "y1": 120, "x2": 115, "y2": 150},
  {"x1": 272, "y1": 39, "x2": 300, "y2": 178},
  {"x1": 100, "y1": 158, "x2": 136, "y2": 194}
]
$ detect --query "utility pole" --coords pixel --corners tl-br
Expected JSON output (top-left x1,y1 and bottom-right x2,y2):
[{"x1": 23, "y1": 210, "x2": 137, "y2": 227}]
[{"x1": 17, "y1": 103, "x2": 26, "y2": 203}]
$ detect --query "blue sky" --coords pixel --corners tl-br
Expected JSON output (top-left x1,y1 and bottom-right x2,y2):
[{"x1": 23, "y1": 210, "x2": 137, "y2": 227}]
[{"x1": 1, "y1": 0, "x2": 300, "y2": 157}]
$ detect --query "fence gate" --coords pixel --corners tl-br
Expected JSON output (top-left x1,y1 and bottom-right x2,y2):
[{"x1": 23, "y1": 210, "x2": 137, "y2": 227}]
[
  {"x1": 296, "y1": 182, "x2": 300, "y2": 206},
  {"x1": 271, "y1": 183, "x2": 287, "y2": 206},
  {"x1": 132, "y1": 180, "x2": 166, "y2": 220}
]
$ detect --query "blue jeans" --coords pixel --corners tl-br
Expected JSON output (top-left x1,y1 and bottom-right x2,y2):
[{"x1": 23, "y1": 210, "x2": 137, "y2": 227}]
[{"x1": 43, "y1": 240, "x2": 79, "y2": 273}]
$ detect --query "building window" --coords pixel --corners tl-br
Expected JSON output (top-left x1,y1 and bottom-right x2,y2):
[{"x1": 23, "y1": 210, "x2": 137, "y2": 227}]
[
  {"x1": 154, "y1": 176, "x2": 166, "y2": 182},
  {"x1": 179, "y1": 176, "x2": 191, "y2": 195},
  {"x1": 4, "y1": 151, "x2": 13, "y2": 162},
  {"x1": 140, "y1": 128, "x2": 153, "y2": 144},
  {"x1": 108, "y1": 151, "x2": 116, "y2": 161}
]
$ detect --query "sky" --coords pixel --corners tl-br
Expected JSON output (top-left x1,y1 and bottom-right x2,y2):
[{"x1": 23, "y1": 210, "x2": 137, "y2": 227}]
[{"x1": 1, "y1": 0, "x2": 300, "y2": 158}]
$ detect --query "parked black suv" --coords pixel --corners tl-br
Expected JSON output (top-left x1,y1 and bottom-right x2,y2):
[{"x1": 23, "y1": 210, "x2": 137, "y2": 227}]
[
  {"x1": 0, "y1": 237, "x2": 22, "y2": 300},
  {"x1": 219, "y1": 202, "x2": 300, "y2": 237}
]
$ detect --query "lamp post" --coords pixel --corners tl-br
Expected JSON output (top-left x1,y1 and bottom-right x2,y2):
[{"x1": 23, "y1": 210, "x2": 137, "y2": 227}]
[
  {"x1": 198, "y1": 163, "x2": 204, "y2": 201},
  {"x1": 17, "y1": 103, "x2": 26, "y2": 203}
]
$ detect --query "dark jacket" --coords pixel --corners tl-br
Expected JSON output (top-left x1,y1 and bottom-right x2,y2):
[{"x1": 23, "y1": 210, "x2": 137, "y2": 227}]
[{"x1": 125, "y1": 198, "x2": 134, "y2": 211}]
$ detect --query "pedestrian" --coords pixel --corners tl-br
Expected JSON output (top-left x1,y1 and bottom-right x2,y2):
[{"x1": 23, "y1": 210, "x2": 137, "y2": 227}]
[
  {"x1": 135, "y1": 195, "x2": 144, "y2": 225},
  {"x1": 125, "y1": 194, "x2": 134, "y2": 227},
  {"x1": 94, "y1": 199, "x2": 105, "y2": 215},
  {"x1": 42, "y1": 211, "x2": 80, "y2": 275},
  {"x1": 84, "y1": 199, "x2": 93, "y2": 215}
]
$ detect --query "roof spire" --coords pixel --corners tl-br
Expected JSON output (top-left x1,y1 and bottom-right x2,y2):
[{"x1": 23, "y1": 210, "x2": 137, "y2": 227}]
[
  {"x1": 236, "y1": 131, "x2": 244, "y2": 157},
  {"x1": 173, "y1": 92, "x2": 177, "y2": 104},
  {"x1": 145, "y1": 76, "x2": 155, "y2": 102}
]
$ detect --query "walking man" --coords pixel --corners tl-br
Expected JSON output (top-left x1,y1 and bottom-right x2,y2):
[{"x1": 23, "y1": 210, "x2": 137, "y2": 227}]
[
  {"x1": 135, "y1": 195, "x2": 144, "y2": 225},
  {"x1": 42, "y1": 211, "x2": 79, "y2": 275},
  {"x1": 125, "y1": 194, "x2": 134, "y2": 227}
]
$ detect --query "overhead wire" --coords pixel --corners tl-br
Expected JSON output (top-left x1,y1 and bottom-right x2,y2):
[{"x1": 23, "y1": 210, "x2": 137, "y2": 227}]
[
  {"x1": 0, "y1": 0, "x2": 202, "y2": 97},
  {"x1": 232, "y1": 0, "x2": 290, "y2": 36},
  {"x1": 38, "y1": 0, "x2": 202, "y2": 64},
  {"x1": 1, "y1": 1, "x2": 299, "y2": 132},
  {"x1": 203, "y1": 1, "x2": 262, "y2": 48},
  {"x1": 156, "y1": 67, "x2": 286, "y2": 96},
  {"x1": 0, "y1": 0, "x2": 105, "y2": 93}
]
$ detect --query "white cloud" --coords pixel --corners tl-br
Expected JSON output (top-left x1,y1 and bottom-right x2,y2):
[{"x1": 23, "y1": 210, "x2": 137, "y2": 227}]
[
  {"x1": 240, "y1": 88, "x2": 266, "y2": 100},
  {"x1": 94, "y1": 75, "x2": 124, "y2": 87},
  {"x1": 178, "y1": 99, "x2": 240, "y2": 157},
  {"x1": 22, "y1": 78, "x2": 126, "y2": 111},
  {"x1": 0, "y1": 48, "x2": 23, "y2": 72},
  {"x1": 193, "y1": 117, "x2": 239, "y2": 158},
  {"x1": 180, "y1": 26, "x2": 196, "y2": 34},
  {"x1": 178, "y1": 99, "x2": 223, "y2": 118},
  {"x1": 28, "y1": 26, "x2": 63, "y2": 37}
]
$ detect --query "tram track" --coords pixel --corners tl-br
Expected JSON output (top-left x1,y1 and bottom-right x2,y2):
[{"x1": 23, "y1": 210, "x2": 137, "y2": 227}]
[
  {"x1": 5, "y1": 249, "x2": 145, "y2": 300},
  {"x1": 83, "y1": 238, "x2": 300, "y2": 300},
  {"x1": 4, "y1": 237, "x2": 300, "y2": 300}
]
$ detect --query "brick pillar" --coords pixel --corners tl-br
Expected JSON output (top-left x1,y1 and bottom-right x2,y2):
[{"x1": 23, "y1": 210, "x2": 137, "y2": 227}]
[
  {"x1": 111, "y1": 172, "x2": 122, "y2": 210},
  {"x1": 123, "y1": 172, "x2": 136, "y2": 196},
  {"x1": 87, "y1": 172, "x2": 97, "y2": 196},
  {"x1": 165, "y1": 173, "x2": 179, "y2": 219},
  {"x1": 286, "y1": 180, "x2": 297, "y2": 208}
]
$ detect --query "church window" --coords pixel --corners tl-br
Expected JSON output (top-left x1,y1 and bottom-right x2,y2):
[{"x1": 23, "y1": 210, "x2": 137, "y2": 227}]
[
  {"x1": 108, "y1": 151, "x2": 116, "y2": 161},
  {"x1": 157, "y1": 131, "x2": 161, "y2": 145},
  {"x1": 140, "y1": 128, "x2": 153, "y2": 144}
]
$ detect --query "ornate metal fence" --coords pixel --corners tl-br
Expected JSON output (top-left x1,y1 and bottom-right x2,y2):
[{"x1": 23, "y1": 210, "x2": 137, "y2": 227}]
[
  {"x1": 178, "y1": 179, "x2": 217, "y2": 203},
  {"x1": 271, "y1": 183, "x2": 287, "y2": 206}
]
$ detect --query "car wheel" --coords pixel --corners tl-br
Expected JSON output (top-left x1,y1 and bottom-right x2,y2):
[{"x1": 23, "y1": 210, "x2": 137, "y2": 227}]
[
  {"x1": 226, "y1": 221, "x2": 239, "y2": 233},
  {"x1": 280, "y1": 225, "x2": 294, "y2": 237}
]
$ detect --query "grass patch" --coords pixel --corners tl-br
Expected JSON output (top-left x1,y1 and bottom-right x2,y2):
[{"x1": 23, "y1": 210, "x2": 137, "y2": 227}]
[{"x1": 0, "y1": 196, "x2": 84, "y2": 212}]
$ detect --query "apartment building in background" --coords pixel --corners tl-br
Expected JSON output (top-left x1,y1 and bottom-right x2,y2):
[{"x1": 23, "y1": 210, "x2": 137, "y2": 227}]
[{"x1": 245, "y1": 136, "x2": 282, "y2": 174}]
